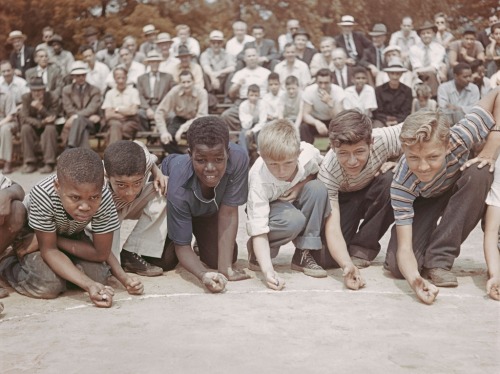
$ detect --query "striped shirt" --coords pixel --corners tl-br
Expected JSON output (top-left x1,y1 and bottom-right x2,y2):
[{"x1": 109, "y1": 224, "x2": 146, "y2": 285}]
[
  {"x1": 27, "y1": 175, "x2": 120, "y2": 236},
  {"x1": 391, "y1": 106, "x2": 495, "y2": 225},
  {"x1": 107, "y1": 141, "x2": 157, "y2": 211},
  {"x1": 318, "y1": 124, "x2": 402, "y2": 202},
  {"x1": 0, "y1": 172, "x2": 12, "y2": 190}
]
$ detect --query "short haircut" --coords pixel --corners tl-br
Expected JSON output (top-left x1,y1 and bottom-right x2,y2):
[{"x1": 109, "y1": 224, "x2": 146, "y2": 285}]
[
  {"x1": 104, "y1": 33, "x2": 115, "y2": 40},
  {"x1": 492, "y1": 23, "x2": 500, "y2": 33},
  {"x1": 268, "y1": 72, "x2": 280, "y2": 82},
  {"x1": 57, "y1": 148, "x2": 104, "y2": 187},
  {"x1": 316, "y1": 68, "x2": 332, "y2": 79},
  {"x1": 0, "y1": 60, "x2": 12, "y2": 68},
  {"x1": 258, "y1": 119, "x2": 300, "y2": 160},
  {"x1": 463, "y1": 28, "x2": 476, "y2": 37},
  {"x1": 400, "y1": 110, "x2": 450, "y2": 147},
  {"x1": 469, "y1": 59, "x2": 484, "y2": 73},
  {"x1": 415, "y1": 83, "x2": 432, "y2": 98},
  {"x1": 320, "y1": 36, "x2": 336, "y2": 46},
  {"x1": 352, "y1": 66, "x2": 368, "y2": 76},
  {"x1": 104, "y1": 141, "x2": 146, "y2": 177},
  {"x1": 328, "y1": 110, "x2": 372, "y2": 147},
  {"x1": 247, "y1": 84, "x2": 260, "y2": 94},
  {"x1": 78, "y1": 44, "x2": 93, "y2": 55},
  {"x1": 453, "y1": 62, "x2": 471, "y2": 76},
  {"x1": 113, "y1": 64, "x2": 128, "y2": 75},
  {"x1": 285, "y1": 75, "x2": 299, "y2": 86},
  {"x1": 434, "y1": 12, "x2": 446, "y2": 21},
  {"x1": 283, "y1": 42, "x2": 295, "y2": 50},
  {"x1": 187, "y1": 116, "x2": 229, "y2": 150},
  {"x1": 179, "y1": 69, "x2": 194, "y2": 80},
  {"x1": 233, "y1": 21, "x2": 247, "y2": 30},
  {"x1": 175, "y1": 24, "x2": 190, "y2": 33},
  {"x1": 252, "y1": 24, "x2": 265, "y2": 32}
]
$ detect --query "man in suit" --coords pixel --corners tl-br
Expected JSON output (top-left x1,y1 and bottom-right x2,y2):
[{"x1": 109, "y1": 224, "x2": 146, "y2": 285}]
[
  {"x1": 25, "y1": 48, "x2": 64, "y2": 104},
  {"x1": 237, "y1": 25, "x2": 280, "y2": 71},
  {"x1": 61, "y1": 61, "x2": 102, "y2": 148},
  {"x1": 331, "y1": 48, "x2": 355, "y2": 89},
  {"x1": 334, "y1": 15, "x2": 373, "y2": 66},
  {"x1": 7, "y1": 31, "x2": 36, "y2": 78},
  {"x1": 360, "y1": 24, "x2": 388, "y2": 83},
  {"x1": 137, "y1": 50, "x2": 175, "y2": 131}
]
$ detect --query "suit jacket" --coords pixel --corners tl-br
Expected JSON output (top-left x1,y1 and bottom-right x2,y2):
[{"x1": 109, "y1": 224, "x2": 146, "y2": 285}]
[
  {"x1": 477, "y1": 30, "x2": 491, "y2": 49},
  {"x1": 136, "y1": 72, "x2": 176, "y2": 110},
  {"x1": 297, "y1": 47, "x2": 318, "y2": 66},
  {"x1": 360, "y1": 45, "x2": 386, "y2": 70},
  {"x1": 331, "y1": 66, "x2": 355, "y2": 89},
  {"x1": 237, "y1": 39, "x2": 280, "y2": 63},
  {"x1": 62, "y1": 83, "x2": 102, "y2": 118},
  {"x1": 25, "y1": 64, "x2": 64, "y2": 100},
  {"x1": 19, "y1": 91, "x2": 58, "y2": 128},
  {"x1": 9, "y1": 46, "x2": 36, "y2": 78},
  {"x1": 335, "y1": 32, "x2": 373, "y2": 63}
]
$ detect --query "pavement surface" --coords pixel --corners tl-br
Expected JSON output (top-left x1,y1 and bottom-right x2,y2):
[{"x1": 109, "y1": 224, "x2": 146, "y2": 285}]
[{"x1": 1, "y1": 169, "x2": 499, "y2": 374}]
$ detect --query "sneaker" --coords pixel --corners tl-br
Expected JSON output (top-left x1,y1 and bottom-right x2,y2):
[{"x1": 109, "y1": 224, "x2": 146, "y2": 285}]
[
  {"x1": 120, "y1": 249, "x2": 163, "y2": 277},
  {"x1": 351, "y1": 256, "x2": 371, "y2": 269},
  {"x1": 423, "y1": 267, "x2": 458, "y2": 287},
  {"x1": 39, "y1": 164, "x2": 54, "y2": 174},
  {"x1": 291, "y1": 249, "x2": 327, "y2": 278},
  {"x1": 247, "y1": 239, "x2": 260, "y2": 271}
]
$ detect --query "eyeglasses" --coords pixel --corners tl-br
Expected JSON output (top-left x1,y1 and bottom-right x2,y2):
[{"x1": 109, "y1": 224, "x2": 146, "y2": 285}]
[{"x1": 435, "y1": 21, "x2": 445, "y2": 24}]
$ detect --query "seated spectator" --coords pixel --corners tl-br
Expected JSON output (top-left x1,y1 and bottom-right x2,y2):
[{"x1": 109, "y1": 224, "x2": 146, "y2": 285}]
[
  {"x1": 485, "y1": 22, "x2": 500, "y2": 77},
  {"x1": 389, "y1": 16, "x2": 421, "y2": 64},
  {"x1": 105, "y1": 47, "x2": 145, "y2": 88},
  {"x1": 278, "y1": 19, "x2": 300, "y2": 53},
  {"x1": 478, "y1": 14, "x2": 499, "y2": 48},
  {"x1": 139, "y1": 24, "x2": 159, "y2": 56},
  {"x1": 273, "y1": 43, "x2": 311, "y2": 89},
  {"x1": 80, "y1": 44, "x2": 110, "y2": 95},
  {"x1": 277, "y1": 75, "x2": 303, "y2": 128},
  {"x1": 375, "y1": 45, "x2": 414, "y2": 88},
  {"x1": 48, "y1": 34, "x2": 74, "y2": 77},
  {"x1": 360, "y1": 23, "x2": 388, "y2": 83},
  {"x1": 7, "y1": 30, "x2": 36, "y2": 78},
  {"x1": 343, "y1": 66, "x2": 377, "y2": 118},
  {"x1": 164, "y1": 45, "x2": 204, "y2": 89},
  {"x1": 237, "y1": 25, "x2": 280, "y2": 71},
  {"x1": 293, "y1": 29, "x2": 317, "y2": 67},
  {"x1": 171, "y1": 24, "x2": 201, "y2": 58},
  {"x1": 238, "y1": 84, "x2": 267, "y2": 155},
  {"x1": 373, "y1": 58, "x2": 412, "y2": 127},
  {"x1": 137, "y1": 50, "x2": 175, "y2": 131},
  {"x1": 95, "y1": 34, "x2": 120, "y2": 70},
  {"x1": 225, "y1": 21, "x2": 255, "y2": 59},
  {"x1": 434, "y1": 13, "x2": 454, "y2": 49},
  {"x1": 0, "y1": 60, "x2": 29, "y2": 106},
  {"x1": 61, "y1": 61, "x2": 102, "y2": 149},
  {"x1": 157, "y1": 33, "x2": 180, "y2": 73},
  {"x1": 83, "y1": 26, "x2": 104, "y2": 52},
  {"x1": 19, "y1": 77, "x2": 58, "y2": 174},
  {"x1": 299, "y1": 68, "x2": 345, "y2": 143},
  {"x1": 0, "y1": 87, "x2": 17, "y2": 174},
  {"x1": 310, "y1": 37, "x2": 336, "y2": 77},
  {"x1": 411, "y1": 83, "x2": 437, "y2": 113},
  {"x1": 36, "y1": 26, "x2": 55, "y2": 57},
  {"x1": 154, "y1": 70, "x2": 208, "y2": 154},
  {"x1": 101, "y1": 66, "x2": 141, "y2": 145},
  {"x1": 122, "y1": 36, "x2": 146, "y2": 64},
  {"x1": 331, "y1": 48, "x2": 355, "y2": 89},
  {"x1": 437, "y1": 62, "x2": 480, "y2": 124},
  {"x1": 25, "y1": 47, "x2": 64, "y2": 103},
  {"x1": 470, "y1": 59, "x2": 491, "y2": 98},
  {"x1": 448, "y1": 27, "x2": 485, "y2": 70},
  {"x1": 262, "y1": 72, "x2": 284, "y2": 121},
  {"x1": 409, "y1": 21, "x2": 447, "y2": 97},
  {"x1": 334, "y1": 15, "x2": 372, "y2": 66},
  {"x1": 200, "y1": 30, "x2": 236, "y2": 95}
]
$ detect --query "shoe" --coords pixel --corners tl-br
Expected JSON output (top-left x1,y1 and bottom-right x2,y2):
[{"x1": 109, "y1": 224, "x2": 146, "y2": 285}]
[
  {"x1": 21, "y1": 164, "x2": 37, "y2": 174},
  {"x1": 39, "y1": 164, "x2": 54, "y2": 174},
  {"x1": 0, "y1": 286, "x2": 8, "y2": 299},
  {"x1": 291, "y1": 249, "x2": 327, "y2": 278},
  {"x1": 2, "y1": 162, "x2": 12, "y2": 175},
  {"x1": 247, "y1": 239, "x2": 260, "y2": 271},
  {"x1": 120, "y1": 249, "x2": 163, "y2": 277},
  {"x1": 351, "y1": 256, "x2": 371, "y2": 269},
  {"x1": 423, "y1": 267, "x2": 458, "y2": 287}
]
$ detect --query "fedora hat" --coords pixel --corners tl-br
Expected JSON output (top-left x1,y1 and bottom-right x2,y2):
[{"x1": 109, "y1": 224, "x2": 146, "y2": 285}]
[
  {"x1": 144, "y1": 50, "x2": 163, "y2": 62},
  {"x1": 382, "y1": 45, "x2": 401, "y2": 55},
  {"x1": 176, "y1": 44, "x2": 192, "y2": 57},
  {"x1": 70, "y1": 61, "x2": 89, "y2": 75},
  {"x1": 143, "y1": 24, "x2": 158, "y2": 35},
  {"x1": 29, "y1": 77, "x2": 46, "y2": 90},
  {"x1": 7, "y1": 30, "x2": 27, "y2": 43},
  {"x1": 209, "y1": 30, "x2": 224, "y2": 41},
  {"x1": 416, "y1": 21, "x2": 437, "y2": 35},
  {"x1": 338, "y1": 15, "x2": 357, "y2": 26},
  {"x1": 383, "y1": 57, "x2": 407, "y2": 73},
  {"x1": 369, "y1": 23, "x2": 387, "y2": 36},
  {"x1": 293, "y1": 28, "x2": 310, "y2": 40},
  {"x1": 156, "y1": 32, "x2": 173, "y2": 44},
  {"x1": 47, "y1": 34, "x2": 63, "y2": 46}
]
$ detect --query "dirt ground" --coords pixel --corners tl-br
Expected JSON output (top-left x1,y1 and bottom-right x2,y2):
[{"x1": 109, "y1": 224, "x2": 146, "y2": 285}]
[{"x1": 1, "y1": 170, "x2": 499, "y2": 374}]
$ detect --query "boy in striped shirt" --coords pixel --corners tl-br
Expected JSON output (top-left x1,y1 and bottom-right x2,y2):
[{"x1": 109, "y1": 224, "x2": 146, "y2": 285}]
[
  {"x1": 0, "y1": 148, "x2": 143, "y2": 307},
  {"x1": 386, "y1": 89, "x2": 500, "y2": 304}
]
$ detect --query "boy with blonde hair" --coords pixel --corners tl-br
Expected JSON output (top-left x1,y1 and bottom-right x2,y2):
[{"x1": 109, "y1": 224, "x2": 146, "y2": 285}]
[
  {"x1": 386, "y1": 89, "x2": 500, "y2": 304},
  {"x1": 246, "y1": 119, "x2": 330, "y2": 289}
]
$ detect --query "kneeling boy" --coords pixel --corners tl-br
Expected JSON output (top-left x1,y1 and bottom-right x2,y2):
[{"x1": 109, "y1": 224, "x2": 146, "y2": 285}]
[
  {"x1": 0, "y1": 148, "x2": 143, "y2": 307},
  {"x1": 246, "y1": 120, "x2": 330, "y2": 290}
]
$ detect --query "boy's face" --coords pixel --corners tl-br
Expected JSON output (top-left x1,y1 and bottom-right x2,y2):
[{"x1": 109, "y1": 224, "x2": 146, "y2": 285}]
[
  {"x1": 286, "y1": 83, "x2": 298, "y2": 98},
  {"x1": 268, "y1": 80, "x2": 280, "y2": 95},
  {"x1": 263, "y1": 155, "x2": 299, "y2": 182},
  {"x1": 54, "y1": 178, "x2": 102, "y2": 222},
  {"x1": 108, "y1": 174, "x2": 145, "y2": 203},
  {"x1": 247, "y1": 91, "x2": 260, "y2": 104},
  {"x1": 404, "y1": 138, "x2": 449, "y2": 183},
  {"x1": 334, "y1": 140, "x2": 371, "y2": 177},
  {"x1": 353, "y1": 72, "x2": 367, "y2": 90},
  {"x1": 454, "y1": 68, "x2": 472, "y2": 90},
  {"x1": 190, "y1": 143, "x2": 228, "y2": 189}
]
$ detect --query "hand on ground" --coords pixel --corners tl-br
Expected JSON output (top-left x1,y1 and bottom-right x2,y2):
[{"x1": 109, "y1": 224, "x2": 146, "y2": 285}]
[
  {"x1": 125, "y1": 275, "x2": 144, "y2": 295},
  {"x1": 411, "y1": 276, "x2": 439, "y2": 305},
  {"x1": 202, "y1": 272, "x2": 228, "y2": 293},
  {"x1": 342, "y1": 264, "x2": 366, "y2": 290},
  {"x1": 88, "y1": 283, "x2": 114, "y2": 308},
  {"x1": 225, "y1": 267, "x2": 251, "y2": 281},
  {"x1": 265, "y1": 271, "x2": 285, "y2": 291},
  {"x1": 486, "y1": 276, "x2": 500, "y2": 301}
]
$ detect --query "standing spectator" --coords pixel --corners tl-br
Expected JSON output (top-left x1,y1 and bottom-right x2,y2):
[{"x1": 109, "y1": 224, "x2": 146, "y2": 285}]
[
  {"x1": 277, "y1": 19, "x2": 302, "y2": 53},
  {"x1": 273, "y1": 43, "x2": 311, "y2": 89},
  {"x1": 137, "y1": 51, "x2": 175, "y2": 131},
  {"x1": 0, "y1": 60, "x2": 29, "y2": 106},
  {"x1": 164, "y1": 45, "x2": 204, "y2": 89},
  {"x1": 157, "y1": 33, "x2": 180, "y2": 74},
  {"x1": 171, "y1": 25, "x2": 201, "y2": 58},
  {"x1": 331, "y1": 48, "x2": 355, "y2": 89},
  {"x1": 343, "y1": 66, "x2": 377, "y2": 118},
  {"x1": 225, "y1": 21, "x2": 255, "y2": 59},
  {"x1": 478, "y1": 14, "x2": 499, "y2": 48},
  {"x1": 434, "y1": 13, "x2": 454, "y2": 49},
  {"x1": 81, "y1": 45, "x2": 110, "y2": 95},
  {"x1": 334, "y1": 15, "x2": 372, "y2": 66},
  {"x1": 105, "y1": 47, "x2": 145, "y2": 88},
  {"x1": 48, "y1": 35, "x2": 74, "y2": 78},
  {"x1": 360, "y1": 23, "x2": 388, "y2": 83},
  {"x1": 293, "y1": 29, "x2": 317, "y2": 67},
  {"x1": 101, "y1": 66, "x2": 141, "y2": 145},
  {"x1": 0, "y1": 88, "x2": 17, "y2": 174},
  {"x1": 25, "y1": 48, "x2": 64, "y2": 104},
  {"x1": 389, "y1": 17, "x2": 421, "y2": 64},
  {"x1": 36, "y1": 27, "x2": 55, "y2": 57},
  {"x1": 448, "y1": 27, "x2": 485, "y2": 69},
  {"x1": 437, "y1": 62, "x2": 480, "y2": 124},
  {"x1": 238, "y1": 25, "x2": 280, "y2": 71},
  {"x1": 139, "y1": 24, "x2": 159, "y2": 56},
  {"x1": 7, "y1": 30, "x2": 36, "y2": 78},
  {"x1": 19, "y1": 77, "x2": 58, "y2": 174},
  {"x1": 95, "y1": 34, "x2": 120, "y2": 70},
  {"x1": 310, "y1": 37, "x2": 336, "y2": 77},
  {"x1": 122, "y1": 36, "x2": 146, "y2": 64}
]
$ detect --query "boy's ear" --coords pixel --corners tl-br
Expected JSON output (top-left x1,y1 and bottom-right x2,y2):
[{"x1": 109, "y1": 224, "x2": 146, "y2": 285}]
[
  {"x1": 187, "y1": 148, "x2": 192, "y2": 157},
  {"x1": 53, "y1": 178, "x2": 60, "y2": 193},
  {"x1": 371, "y1": 137, "x2": 375, "y2": 145}
]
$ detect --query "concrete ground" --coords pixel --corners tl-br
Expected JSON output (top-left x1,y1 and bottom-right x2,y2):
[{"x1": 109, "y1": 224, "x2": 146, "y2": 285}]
[{"x1": 0, "y1": 170, "x2": 499, "y2": 374}]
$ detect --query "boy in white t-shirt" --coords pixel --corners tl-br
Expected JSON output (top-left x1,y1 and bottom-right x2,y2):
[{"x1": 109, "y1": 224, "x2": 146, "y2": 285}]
[
  {"x1": 262, "y1": 72, "x2": 284, "y2": 121},
  {"x1": 343, "y1": 67, "x2": 377, "y2": 118}
]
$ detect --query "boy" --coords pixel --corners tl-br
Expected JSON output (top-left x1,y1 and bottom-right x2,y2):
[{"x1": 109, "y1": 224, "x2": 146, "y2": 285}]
[
  {"x1": 160, "y1": 116, "x2": 250, "y2": 293},
  {"x1": 317, "y1": 110, "x2": 402, "y2": 289},
  {"x1": 343, "y1": 67, "x2": 378, "y2": 118},
  {"x1": 385, "y1": 89, "x2": 500, "y2": 305},
  {"x1": 262, "y1": 72, "x2": 284, "y2": 122},
  {"x1": 238, "y1": 84, "x2": 268, "y2": 155},
  {"x1": 483, "y1": 157, "x2": 500, "y2": 301},
  {"x1": 0, "y1": 148, "x2": 143, "y2": 308},
  {"x1": 277, "y1": 75, "x2": 303, "y2": 129},
  {"x1": 246, "y1": 120, "x2": 330, "y2": 290},
  {"x1": 104, "y1": 140, "x2": 168, "y2": 277}
]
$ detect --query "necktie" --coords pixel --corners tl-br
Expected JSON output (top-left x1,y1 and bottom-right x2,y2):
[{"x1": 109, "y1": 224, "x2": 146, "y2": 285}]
[
  {"x1": 151, "y1": 74, "x2": 157, "y2": 98},
  {"x1": 376, "y1": 48, "x2": 381, "y2": 69},
  {"x1": 423, "y1": 45, "x2": 430, "y2": 67},
  {"x1": 338, "y1": 71, "x2": 346, "y2": 88}
]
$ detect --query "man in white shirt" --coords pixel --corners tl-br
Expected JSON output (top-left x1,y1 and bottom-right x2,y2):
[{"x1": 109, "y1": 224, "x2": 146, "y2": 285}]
[
  {"x1": 226, "y1": 21, "x2": 255, "y2": 59},
  {"x1": 105, "y1": 47, "x2": 145, "y2": 88},
  {"x1": 0, "y1": 60, "x2": 29, "y2": 106},
  {"x1": 81, "y1": 45, "x2": 110, "y2": 94},
  {"x1": 273, "y1": 43, "x2": 311, "y2": 89}
]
